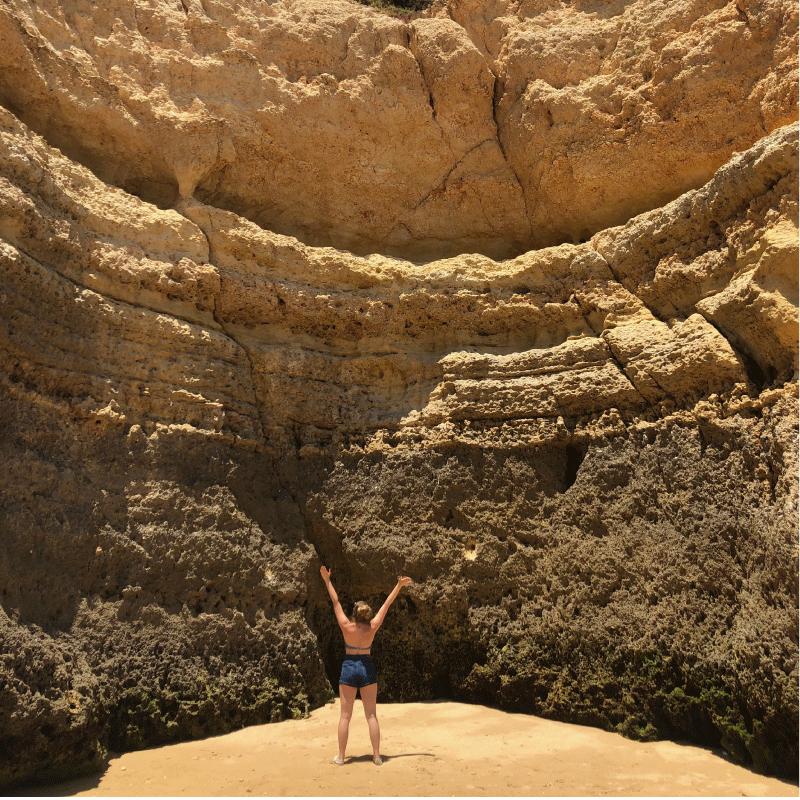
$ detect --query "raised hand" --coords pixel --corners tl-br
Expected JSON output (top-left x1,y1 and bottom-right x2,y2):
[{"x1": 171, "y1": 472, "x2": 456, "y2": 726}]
[
  {"x1": 397, "y1": 576, "x2": 412, "y2": 587},
  {"x1": 320, "y1": 565, "x2": 332, "y2": 582}
]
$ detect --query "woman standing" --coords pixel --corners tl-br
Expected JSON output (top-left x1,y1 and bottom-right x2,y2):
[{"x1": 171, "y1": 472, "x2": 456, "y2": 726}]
[{"x1": 320, "y1": 566, "x2": 412, "y2": 766}]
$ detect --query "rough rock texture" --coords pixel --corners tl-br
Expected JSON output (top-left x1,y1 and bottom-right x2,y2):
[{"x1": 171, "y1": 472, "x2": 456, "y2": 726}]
[
  {"x1": 0, "y1": 0, "x2": 798, "y2": 787},
  {"x1": 0, "y1": 0, "x2": 796, "y2": 259}
]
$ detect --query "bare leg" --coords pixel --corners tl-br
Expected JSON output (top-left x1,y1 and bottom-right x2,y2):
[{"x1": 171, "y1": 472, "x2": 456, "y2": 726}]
[
  {"x1": 360, "y1": 682, "x2": 381, "y2": 763},
  {"x1": 337, "y1": 684, "x2": 357, "y2": 763}
]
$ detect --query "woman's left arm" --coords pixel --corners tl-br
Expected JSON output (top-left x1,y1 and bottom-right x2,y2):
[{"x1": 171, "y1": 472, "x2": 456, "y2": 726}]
[
  {"x1": 320, "y1": 566, "x2": 349, "y2": 627},
  {"x1": 371, "y1": 576, "x2": 412, "y2": 629}
]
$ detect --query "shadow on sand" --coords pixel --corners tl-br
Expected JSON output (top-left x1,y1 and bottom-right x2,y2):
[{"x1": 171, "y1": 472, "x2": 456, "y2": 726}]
[
  {"x1": 8, "y1": 754, "x2": 121, "y2": 798},
  {"x1": 340, "y1": 752, "x2": 435, "y2": 765}
]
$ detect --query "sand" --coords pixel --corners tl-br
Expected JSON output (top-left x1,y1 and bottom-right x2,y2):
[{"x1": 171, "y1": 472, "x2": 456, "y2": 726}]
[{"x1": 16, "y1": 701, "x2": 797, "y2": 797}]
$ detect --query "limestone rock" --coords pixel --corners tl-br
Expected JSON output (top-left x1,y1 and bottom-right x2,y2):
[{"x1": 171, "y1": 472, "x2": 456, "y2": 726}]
[
  {"x1": 0, "y1": 0, "x2": 797, "y2": 788},
  {"x1": 696, "y1": 219, "x2": 799, "y2": 383},
  {"x1": 0, "y1": 0, "x2": 796, "y2": 258}
]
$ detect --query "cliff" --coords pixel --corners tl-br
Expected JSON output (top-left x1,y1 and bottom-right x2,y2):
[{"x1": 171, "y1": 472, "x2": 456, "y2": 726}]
[{"x1": 0, "y1": 0, "x2": 797, "y2": 785}]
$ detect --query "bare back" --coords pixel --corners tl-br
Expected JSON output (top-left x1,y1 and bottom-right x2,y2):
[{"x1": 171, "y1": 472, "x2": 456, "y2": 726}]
[{"x1": 340, "y1": 618, "x2": 380, "y2": 654}]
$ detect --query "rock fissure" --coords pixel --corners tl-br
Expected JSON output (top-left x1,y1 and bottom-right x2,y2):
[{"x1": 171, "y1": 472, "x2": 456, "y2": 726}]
[
  {"x1": 693, "y1": 308, "x2": 772, "y2": 391},
  {"x1": 491, "y1": 75, "x2": 533, "y2": 242},
  {"x1": 406, "y1": 31, "x2": 456, "y2": 166},
  {"x1": 3, "y1": 237, "x2": 219, "y2": 338},
  {"x1": 599, "y1": 332, "x2": 660, "y2": 413},
  {"x1": 413, "y1": 137, "x2": 495, "y2": 210},
  {"x1": 186, "y1": 210, "x2": 270, "y2": 448}
]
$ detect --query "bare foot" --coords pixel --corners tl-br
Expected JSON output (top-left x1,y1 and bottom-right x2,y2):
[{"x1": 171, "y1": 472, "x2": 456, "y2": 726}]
[{"x1": 373, "y1": 756, "x2": 383, "y2": 766}]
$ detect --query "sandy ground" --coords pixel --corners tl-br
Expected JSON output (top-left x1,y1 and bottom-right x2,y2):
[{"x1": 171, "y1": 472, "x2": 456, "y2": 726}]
[{"x1": 16, "y1": 701, "x2": 798, "y2": 797}]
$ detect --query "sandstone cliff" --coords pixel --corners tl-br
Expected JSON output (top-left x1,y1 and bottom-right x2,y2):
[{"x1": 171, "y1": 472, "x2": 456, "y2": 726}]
[
  {"x1": 0, "y1": 0, "x2": 798, "y2": 786},
  {"x1": 1, "y1": 0, "x2": 796, "y2": 259}
]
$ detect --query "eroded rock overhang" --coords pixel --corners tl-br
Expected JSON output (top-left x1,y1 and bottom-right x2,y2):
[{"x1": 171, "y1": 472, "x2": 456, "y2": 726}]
[{"x1": 0, "y1": 0, "x2": 797, "y2": 259}]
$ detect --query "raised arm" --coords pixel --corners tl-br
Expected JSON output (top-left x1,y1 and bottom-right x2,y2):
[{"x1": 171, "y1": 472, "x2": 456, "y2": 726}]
[
  {"x1": 320, "y1": 566, "x2": 349, "y2": 627},
  {"x1": 371, "y1": 576, "x2": 412, "y2": 630}
]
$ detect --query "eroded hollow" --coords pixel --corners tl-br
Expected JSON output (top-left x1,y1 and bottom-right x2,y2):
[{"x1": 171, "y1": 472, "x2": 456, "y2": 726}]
[{"x1": 563, "y1": 444, "x2": 587, "y2": 492}]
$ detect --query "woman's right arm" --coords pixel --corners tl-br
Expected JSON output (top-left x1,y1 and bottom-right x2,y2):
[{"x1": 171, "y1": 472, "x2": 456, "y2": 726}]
[{"x1": 371, "y1": 576, "x2": 412, "y2": 629}]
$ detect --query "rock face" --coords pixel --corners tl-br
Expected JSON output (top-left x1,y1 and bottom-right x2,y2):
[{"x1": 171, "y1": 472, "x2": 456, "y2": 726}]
[
  {"x1": 0, "y1": 0, "x2": 796, "y2": 259},
  {"x1": 0, "y1": 0, "x2": 798, "y2": 786}
]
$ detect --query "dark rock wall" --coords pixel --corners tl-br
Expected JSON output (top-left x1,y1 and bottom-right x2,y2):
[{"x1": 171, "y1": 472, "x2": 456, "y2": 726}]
[
  {"x1": 0, "y1": 399, "x2": 331, "y2": 785},
  {"x1": 303, "y1": 398, "x2": 798, "y2": 776}
]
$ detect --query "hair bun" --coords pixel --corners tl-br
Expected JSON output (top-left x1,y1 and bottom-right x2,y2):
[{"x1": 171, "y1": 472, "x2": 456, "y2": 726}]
[{"x1": 353, "y1": 601, "x2": 372, "y2": 624}]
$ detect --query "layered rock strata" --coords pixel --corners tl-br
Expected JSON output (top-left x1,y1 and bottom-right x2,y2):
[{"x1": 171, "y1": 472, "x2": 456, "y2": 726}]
[{"x1": 0, "y1": 0, "x2": 798, "y2": 787}]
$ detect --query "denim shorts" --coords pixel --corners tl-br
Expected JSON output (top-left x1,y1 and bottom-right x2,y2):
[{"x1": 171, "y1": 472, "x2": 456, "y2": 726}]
[{"x1": 339, "y1": 655, "x2": 377, "y2": 688}]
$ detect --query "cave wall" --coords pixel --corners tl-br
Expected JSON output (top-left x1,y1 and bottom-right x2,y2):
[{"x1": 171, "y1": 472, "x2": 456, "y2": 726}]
[{"x1": 0, "y1": 0, "x2": 798, "y2": 786}]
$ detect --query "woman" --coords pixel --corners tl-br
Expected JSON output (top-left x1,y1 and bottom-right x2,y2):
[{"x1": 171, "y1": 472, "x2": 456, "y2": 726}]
[{"x1": 320, "y1": 565, "x2": 412, "y2": 766}]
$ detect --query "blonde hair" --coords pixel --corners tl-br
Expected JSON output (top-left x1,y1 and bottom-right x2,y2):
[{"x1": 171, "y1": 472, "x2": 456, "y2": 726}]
[{"x1": 352, "y1": 601, "x2": 372, "y2": 624}]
